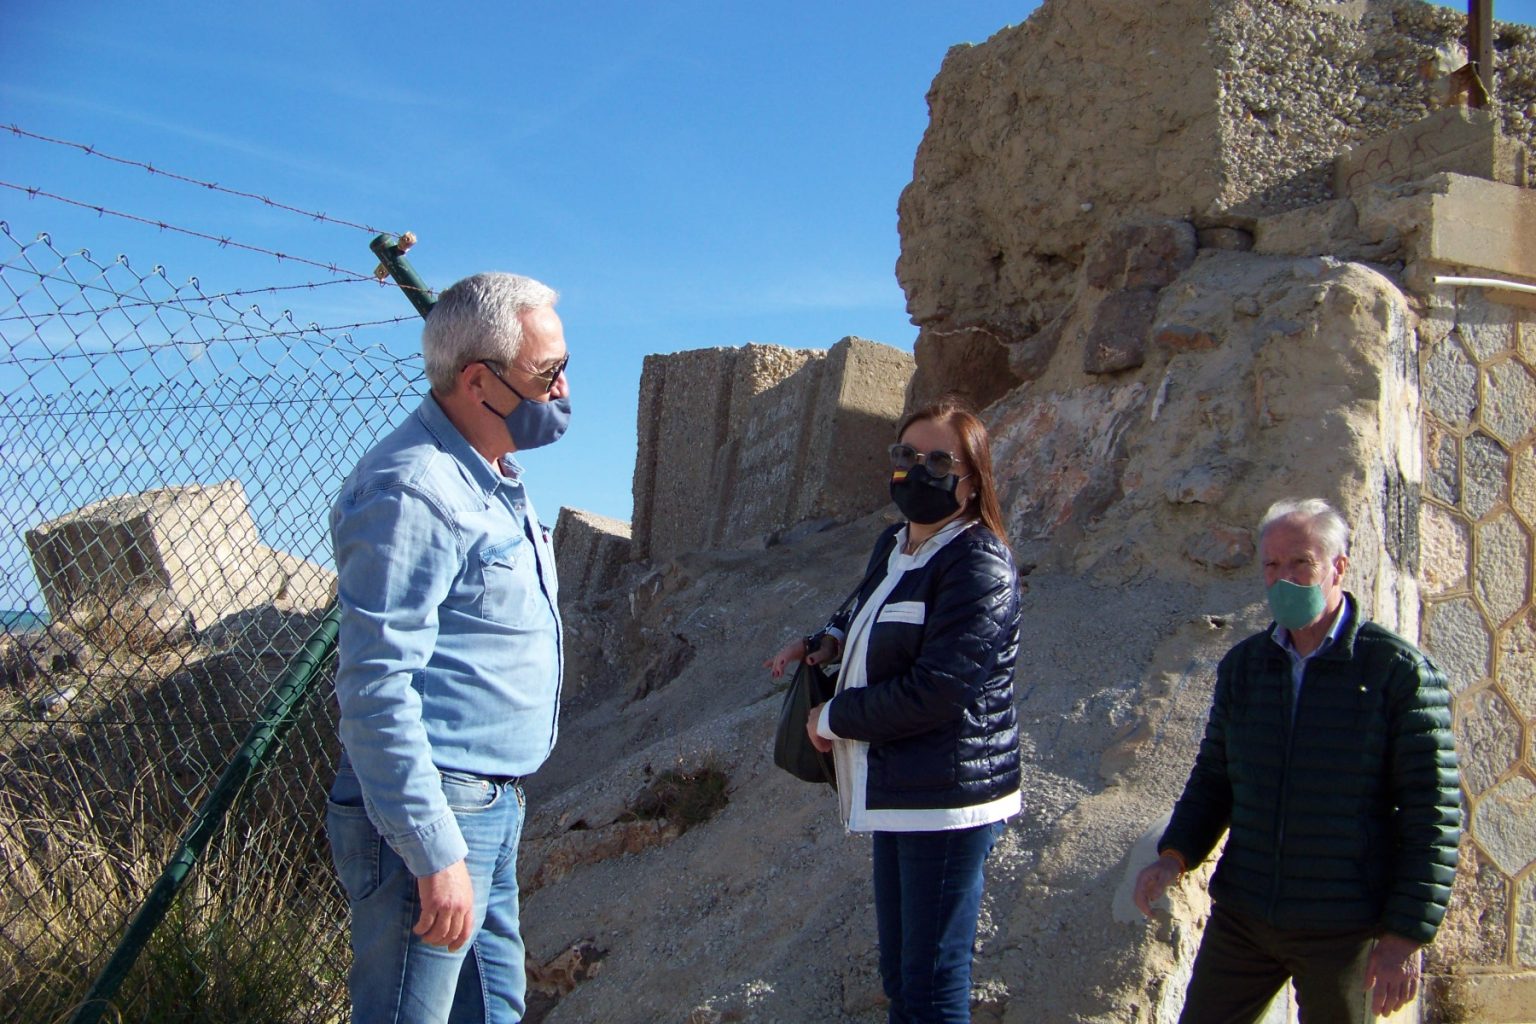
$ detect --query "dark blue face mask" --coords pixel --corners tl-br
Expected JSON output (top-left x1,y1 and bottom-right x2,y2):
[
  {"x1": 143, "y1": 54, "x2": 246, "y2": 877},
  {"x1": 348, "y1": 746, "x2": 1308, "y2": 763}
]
[{"x1": 480, "y1": 361, "x2": 571, "y2": 451}]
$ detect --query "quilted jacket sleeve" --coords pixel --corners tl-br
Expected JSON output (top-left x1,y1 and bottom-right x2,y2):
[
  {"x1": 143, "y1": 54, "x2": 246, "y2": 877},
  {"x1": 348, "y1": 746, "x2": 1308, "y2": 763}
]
[
  {"x1": 1159, "y1": 650, "x2": 1238, "y2": 868},
  {"x1": 1380, "y1": 648, "x2": 1461, "y2": 943},
  {"x1": 827, "y1": 533, "x2": 1017, "y2": 744}
]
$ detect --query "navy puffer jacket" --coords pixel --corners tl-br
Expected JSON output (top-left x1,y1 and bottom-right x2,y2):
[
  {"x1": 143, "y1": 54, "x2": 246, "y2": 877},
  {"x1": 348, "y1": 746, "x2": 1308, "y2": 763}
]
[
  {"x1": 1159, "y1": 595, "x2": 1461, "y2": 943},
  {"x1": 824, "y1": 522, "x2": 1022, "y2": 811}
]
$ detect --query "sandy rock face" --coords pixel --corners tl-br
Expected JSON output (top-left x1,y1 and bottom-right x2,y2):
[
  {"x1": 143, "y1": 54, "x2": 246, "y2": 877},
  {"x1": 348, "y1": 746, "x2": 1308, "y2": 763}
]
[
  {"x1": 896, "y1": 0, "x2": 1536, "y2": 400},
  {"x1": 987, "y1": 249, "x2": 1420, "y2": 621}
]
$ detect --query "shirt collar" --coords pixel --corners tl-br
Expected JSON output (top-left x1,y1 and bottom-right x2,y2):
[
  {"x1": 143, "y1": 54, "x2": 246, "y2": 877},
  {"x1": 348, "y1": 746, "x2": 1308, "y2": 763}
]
[
  {"x1": 1272, "y1": 597, "x2": 1351, "y2": 658},
  {"x1": 894, "y1": 517, "x2": 973, "y2": 564},
  {"x1": 415, "y1": 395, "x2": 523, "y2": 498}
]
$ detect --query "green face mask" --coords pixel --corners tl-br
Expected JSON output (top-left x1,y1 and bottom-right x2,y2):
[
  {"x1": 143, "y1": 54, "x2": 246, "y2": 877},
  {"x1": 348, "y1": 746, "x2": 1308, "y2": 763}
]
[{"x1": 1267, "y1": 578, "x2": 1327, "y2": 630}]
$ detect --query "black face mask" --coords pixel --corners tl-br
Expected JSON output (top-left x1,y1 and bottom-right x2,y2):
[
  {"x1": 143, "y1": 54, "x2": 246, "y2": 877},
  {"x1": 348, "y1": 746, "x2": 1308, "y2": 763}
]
[{"x1": 890, "y1": 463, "x2": 963, "y2": 525}]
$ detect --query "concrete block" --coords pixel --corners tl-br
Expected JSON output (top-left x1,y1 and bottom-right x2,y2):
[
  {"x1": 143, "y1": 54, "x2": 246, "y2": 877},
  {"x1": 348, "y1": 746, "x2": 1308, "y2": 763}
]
[
  {"x1": 1435, "y1": 970, "x2": 1536, "y2": 1022},
  {"x1": 800, "y1": 338, "x2": 916, "y2": 523},
  {"x1": 24, "y1": 480, "x2": 302, "y2": 633},
  {"x1": 630, "y1": 338, "x2": 913, "y2": 563},
  {"x1": 554, "y1": 507, "x2": 632, "y2": 602},
  {"x1": 631, "y1": 347, "x2": 764, "y2": 562},
  {"x1": 1423, "y1": 173, "x2": 1536, "y2": 281},
  {"x1": 716, "y1": 349, "x2": 825, "y2": 549},
  {"x1": 1335, "y1": 108, "x2": 1530, "y2": 197}
]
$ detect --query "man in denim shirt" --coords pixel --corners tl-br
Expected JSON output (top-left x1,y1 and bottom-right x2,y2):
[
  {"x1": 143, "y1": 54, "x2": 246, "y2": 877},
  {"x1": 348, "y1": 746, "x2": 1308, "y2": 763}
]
[{"x1": 327, "y1": 272, "x2": 570, "y2": 1023}]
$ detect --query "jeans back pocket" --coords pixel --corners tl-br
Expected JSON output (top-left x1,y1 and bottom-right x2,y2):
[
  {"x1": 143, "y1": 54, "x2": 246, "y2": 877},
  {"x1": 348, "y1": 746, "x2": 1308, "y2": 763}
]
[{"x1": 325, "y1": 800, "x2": 381, "y2": 903}]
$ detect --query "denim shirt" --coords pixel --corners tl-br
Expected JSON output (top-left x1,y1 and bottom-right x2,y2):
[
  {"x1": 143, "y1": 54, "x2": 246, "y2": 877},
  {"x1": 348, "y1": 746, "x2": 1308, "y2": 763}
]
[{"x1": 330, "y1": 395, "x2": 562, "y2": 876}]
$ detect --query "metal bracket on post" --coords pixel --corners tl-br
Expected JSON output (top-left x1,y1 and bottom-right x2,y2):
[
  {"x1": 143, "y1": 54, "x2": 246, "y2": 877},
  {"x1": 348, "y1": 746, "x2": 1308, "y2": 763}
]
[
  {"x1": 371, "y1": 232, "x2": 437, "y2": 319},
  {"x1": 1469, "y1": 0, "x2": 1494, "y2": 108}
]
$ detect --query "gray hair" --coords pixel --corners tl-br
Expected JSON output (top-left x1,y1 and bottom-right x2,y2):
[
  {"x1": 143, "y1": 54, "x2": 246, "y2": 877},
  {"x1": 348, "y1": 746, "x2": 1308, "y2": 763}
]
[
  {"x1": 421, "y1": 272, "x2": 558, "y2": 394},
  {"x1": 1258, "y1": 497, "x2": 1351, "y2": 560}
]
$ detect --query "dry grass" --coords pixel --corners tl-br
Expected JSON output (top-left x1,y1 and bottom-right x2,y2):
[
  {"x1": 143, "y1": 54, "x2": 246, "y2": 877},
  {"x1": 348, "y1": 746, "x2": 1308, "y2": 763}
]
[
  {"x1": 0, "y1": 764, "x2": 348, "y2": 1024},
  {"x1": 0, "y1": 627, "x2": 348, "y2": 1024}
]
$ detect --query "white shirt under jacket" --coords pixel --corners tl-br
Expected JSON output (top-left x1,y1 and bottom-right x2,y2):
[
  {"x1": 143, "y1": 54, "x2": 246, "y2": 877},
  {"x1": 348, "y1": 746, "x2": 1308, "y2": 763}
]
[{"x1": 816, "y1": 518, "x2": 1021, "y2": 833}]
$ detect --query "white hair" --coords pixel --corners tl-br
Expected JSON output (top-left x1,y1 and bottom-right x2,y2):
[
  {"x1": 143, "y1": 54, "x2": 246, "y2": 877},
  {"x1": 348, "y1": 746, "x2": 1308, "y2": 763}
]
[
  {"x1": 1258, "y1": 497, "x2": 1351, "y2": 560},
  {"x1": 421, "y1": 272, "x2": 558, "y2": 395}
]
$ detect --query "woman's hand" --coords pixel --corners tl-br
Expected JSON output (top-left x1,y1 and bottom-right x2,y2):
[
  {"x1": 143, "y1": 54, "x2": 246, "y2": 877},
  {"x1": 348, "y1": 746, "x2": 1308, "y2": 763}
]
[
  {"x1": 806, "y1": 703, "x2": 834, "y2": 753},
  {"x1": 764, "y1": 634, "x2": 841, "y2": 678},
  {"x1": 764, "y1": 637, "x2": 806, "y2": 678}
]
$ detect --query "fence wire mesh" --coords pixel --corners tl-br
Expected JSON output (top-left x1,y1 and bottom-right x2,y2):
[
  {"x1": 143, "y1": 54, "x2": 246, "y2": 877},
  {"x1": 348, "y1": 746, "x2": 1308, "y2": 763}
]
[{"x1": 0, "y1": 222, "x2": 422, "y2": 1023}]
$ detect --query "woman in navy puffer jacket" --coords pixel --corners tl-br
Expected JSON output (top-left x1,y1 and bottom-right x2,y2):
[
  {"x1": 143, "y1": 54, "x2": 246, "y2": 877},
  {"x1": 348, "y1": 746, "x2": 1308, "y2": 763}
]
[{"x1": 767, "y1": 398, "x2": 1022, "y2": 1023}]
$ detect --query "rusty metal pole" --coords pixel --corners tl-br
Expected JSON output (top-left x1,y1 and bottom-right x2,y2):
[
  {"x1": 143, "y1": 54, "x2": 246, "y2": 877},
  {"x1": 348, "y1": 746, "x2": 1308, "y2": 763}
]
[{"x1": 1470, "y1": 0, "x2": 1494, "y2": 107}]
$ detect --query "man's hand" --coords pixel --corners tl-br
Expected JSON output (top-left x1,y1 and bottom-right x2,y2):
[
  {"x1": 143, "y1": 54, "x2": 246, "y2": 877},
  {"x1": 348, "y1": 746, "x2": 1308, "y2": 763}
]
[
  {"x1": 1365, "y1": 932, "x2": 1422, "y2": 1017},
  {"x1": 414, "y1": 859, "x2": 475, "y2": 951},
  {"x1": 806, "y1": 702, "x2": 833, "y2": 753},
  {"x1": 1133, "y1": 852, "x2": 1185, "y2": 916}
]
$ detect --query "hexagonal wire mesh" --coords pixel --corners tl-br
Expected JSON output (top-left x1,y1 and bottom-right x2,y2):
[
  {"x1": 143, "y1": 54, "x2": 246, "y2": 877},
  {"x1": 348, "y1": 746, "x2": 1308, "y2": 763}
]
[{"x1": 0, "y1": 222, "x2": 424, "y2": 1023}]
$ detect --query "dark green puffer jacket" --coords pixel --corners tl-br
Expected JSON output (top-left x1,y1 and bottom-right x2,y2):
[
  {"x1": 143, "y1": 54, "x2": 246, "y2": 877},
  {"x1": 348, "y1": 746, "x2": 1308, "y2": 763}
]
[{"x1": 1159, "y1": 594, "x2": 1461, "y2": 944}]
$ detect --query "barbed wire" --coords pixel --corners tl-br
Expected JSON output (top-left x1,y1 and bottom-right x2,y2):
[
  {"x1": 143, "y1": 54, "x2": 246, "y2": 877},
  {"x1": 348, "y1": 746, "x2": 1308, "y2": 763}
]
[
  {"x1": 4, "y1": 124, "x2": 384, "y2": 235},
  {"x1": 0, "y1": 393, "x2": 418, "y2": 422},
  {"x1": 0, "y1": 317, "x2": 417, "y2": 367},
  {"x1": 0, "y1": 179, "x2": 376, "y2": 280},
  {"x1": 0, "y1": 228, "x2": 422, "y2": 371},
  {"x1": 0, "y1": 262, "x2": 408, "y2": 340},
  {"x1": 0, "y1": 323, "x2": 418, "y2": 370},
  {"x1": 0, "y1": 276, "x2": 372, "y2": 325}
]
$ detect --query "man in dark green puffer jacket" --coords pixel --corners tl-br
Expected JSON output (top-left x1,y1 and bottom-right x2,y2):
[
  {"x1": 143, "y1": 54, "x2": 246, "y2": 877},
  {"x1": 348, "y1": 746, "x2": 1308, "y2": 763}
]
[{"x1": 1134, "y1": 498, "x2": 1460, "y2": 1024}]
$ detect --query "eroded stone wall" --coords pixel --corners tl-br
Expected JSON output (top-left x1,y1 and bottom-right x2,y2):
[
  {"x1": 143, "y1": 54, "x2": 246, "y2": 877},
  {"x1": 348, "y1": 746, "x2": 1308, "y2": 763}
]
[
  {"x1": 897, "y1": 0, "x2": 1536, "y2": 401},
  {"x1": 895, "y1": 0, "x2": 1536, "y2": 1009}
]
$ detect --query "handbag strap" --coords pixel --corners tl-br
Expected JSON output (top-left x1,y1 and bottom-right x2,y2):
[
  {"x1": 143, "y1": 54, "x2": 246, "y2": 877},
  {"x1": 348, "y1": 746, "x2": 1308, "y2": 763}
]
[{"x1": 833, "y1": 529, "x2": 899, "y2": 618}]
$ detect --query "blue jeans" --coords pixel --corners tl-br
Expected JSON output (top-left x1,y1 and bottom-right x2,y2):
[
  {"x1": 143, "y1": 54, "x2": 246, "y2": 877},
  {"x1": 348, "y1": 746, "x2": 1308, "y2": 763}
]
[
  {"x1": 872, "y1": 821, "x2": 1004, "y2": 1024},
  {"x1": 327, "y1": 768, "x2": 528, "y2": 1024}
]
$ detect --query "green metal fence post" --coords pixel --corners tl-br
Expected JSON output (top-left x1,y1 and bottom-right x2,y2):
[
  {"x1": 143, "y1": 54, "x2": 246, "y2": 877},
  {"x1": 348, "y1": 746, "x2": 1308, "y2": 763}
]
[{"x1": 370, "y1": 233, "x2": 438, "y2": 317}]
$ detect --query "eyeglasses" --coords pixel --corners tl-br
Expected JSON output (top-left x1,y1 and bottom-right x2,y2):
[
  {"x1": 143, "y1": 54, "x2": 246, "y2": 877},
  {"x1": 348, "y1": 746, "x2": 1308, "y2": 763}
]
[
  {"x1": 889, "y1": 443, "x2": 961, "y2": 477},
  {"x1": 522, "y1": 352, "x2": 569, "y2": 395},
  {"x1": 478, "y1": 353, "x2": 569, "y2": 397}
]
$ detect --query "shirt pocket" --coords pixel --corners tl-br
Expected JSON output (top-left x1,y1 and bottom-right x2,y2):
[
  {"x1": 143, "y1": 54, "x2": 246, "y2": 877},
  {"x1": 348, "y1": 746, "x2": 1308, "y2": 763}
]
[
  {"x1": 877, "y1": 601, "x2": 926, "y2": 625},
  {"x1": 478, "y1": 534, "x2": 534, "y2": 624}
]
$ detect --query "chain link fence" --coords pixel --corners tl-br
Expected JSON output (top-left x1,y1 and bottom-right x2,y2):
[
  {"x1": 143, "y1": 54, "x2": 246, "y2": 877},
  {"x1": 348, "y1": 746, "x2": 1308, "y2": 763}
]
[{"x1": 0, "y1": 222, "x2": 422, "y2": 1023}]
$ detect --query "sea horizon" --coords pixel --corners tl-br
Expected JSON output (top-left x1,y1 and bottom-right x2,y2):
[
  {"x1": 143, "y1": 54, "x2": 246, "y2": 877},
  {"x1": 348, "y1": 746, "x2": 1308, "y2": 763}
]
[{"x1": 1, "y1": 608, "x2": 49, "y2": 633}]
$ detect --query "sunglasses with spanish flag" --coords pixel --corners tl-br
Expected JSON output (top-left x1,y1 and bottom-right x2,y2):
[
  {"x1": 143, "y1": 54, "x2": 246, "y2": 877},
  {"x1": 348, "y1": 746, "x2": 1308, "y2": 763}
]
[{"x1": 888, "y1": 443, "x2": 961, "y2": 479}]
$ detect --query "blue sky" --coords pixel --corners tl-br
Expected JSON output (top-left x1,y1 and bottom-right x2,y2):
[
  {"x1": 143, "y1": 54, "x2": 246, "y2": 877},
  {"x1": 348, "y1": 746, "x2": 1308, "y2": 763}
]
[{"x1": 2, "y1": 1, "x2": 1533, "y2": 536}]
